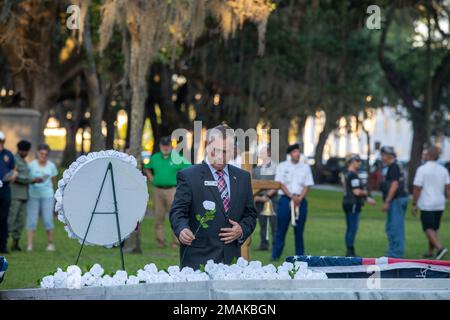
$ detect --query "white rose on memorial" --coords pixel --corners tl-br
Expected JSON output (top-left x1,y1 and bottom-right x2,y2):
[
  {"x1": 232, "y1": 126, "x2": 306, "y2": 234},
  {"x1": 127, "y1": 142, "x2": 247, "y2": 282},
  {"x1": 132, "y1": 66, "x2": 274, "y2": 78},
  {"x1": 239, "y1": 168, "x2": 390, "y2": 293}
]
[
  {"x1": 40, "y1": 275, "x2": 55, "y2": 289},
  {"x1": 202, "y1": 200, "x2": 216, "y2": 211},
  {"x1": 236, "y1": 257, "x2": 249, "y2": 268},
  {"x1": 67, "y1": 265, "x2": 82, "y2": 276},
  {"x1": 101, "y1": 275, "x2": 114, "y2": 286},
  {"x1": 113, "y1": 270, "x2": 128, "y2": 285},
  {"x1": 67, "y1": 273, "x2": 82, "y2": 289},
  {"x1": 167, "y1": 265, "x2": 180, "y2": 275},
  {"x1": 53, "y1": 268, "x2": 68, "y2": 288},
  {"x1": 89, "y1": 264, "x2": 104, "y2": 278},
  {"x1": 81, "y1": 272, "x2": 96, "y2": 287},
  {"x1": 144, "y1": 263, "x2": 158, "y2": 274},
  {"x1": 126, "y1": 275, "x2": 140, "y2": 285}
]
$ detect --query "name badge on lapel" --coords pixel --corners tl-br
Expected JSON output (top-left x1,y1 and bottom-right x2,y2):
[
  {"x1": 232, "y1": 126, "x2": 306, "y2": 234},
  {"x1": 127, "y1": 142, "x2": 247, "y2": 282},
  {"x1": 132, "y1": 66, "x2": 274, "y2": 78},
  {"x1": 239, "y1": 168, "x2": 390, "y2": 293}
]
[{"x1": 204, "y1": 180, "x2": 218, "y2": 187}]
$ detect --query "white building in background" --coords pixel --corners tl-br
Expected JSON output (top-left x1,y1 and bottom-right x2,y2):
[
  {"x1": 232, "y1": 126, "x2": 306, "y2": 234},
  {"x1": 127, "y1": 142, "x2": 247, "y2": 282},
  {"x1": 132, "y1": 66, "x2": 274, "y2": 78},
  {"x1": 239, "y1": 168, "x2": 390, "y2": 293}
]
[{"x1": 301, "y1": 106, "x2": 450, "y2": 163}]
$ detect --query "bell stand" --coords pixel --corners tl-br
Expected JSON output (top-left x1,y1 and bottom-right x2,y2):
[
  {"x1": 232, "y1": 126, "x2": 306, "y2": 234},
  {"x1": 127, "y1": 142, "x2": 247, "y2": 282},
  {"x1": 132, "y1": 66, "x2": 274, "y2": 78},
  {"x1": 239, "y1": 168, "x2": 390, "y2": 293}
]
[{"x1": 75, "y1": 161, "x2": 125, "y2": 270}]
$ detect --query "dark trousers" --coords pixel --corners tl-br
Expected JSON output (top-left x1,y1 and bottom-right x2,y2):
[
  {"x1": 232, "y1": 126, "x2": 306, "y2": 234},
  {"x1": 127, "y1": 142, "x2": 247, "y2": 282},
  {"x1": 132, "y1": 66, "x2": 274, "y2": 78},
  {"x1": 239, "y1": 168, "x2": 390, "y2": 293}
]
[
  {"x1": 343, "y1": 204, "x2": 361, "y2": 248},
  {"x1": 258, "y1": 213, "x2": 277, "y2": 249},
  {"x1": 0, "y1": 186, "x2": 11, "y2": 251},
  {"x1": 272, "y1": 196, "x2": 307, "y2": 259}
]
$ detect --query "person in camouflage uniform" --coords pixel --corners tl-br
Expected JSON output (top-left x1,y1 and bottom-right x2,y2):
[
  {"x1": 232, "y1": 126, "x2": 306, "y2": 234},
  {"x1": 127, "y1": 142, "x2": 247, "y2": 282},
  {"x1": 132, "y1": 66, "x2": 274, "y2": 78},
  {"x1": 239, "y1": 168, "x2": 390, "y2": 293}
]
[{"x1": 8, "y1": 140, "x2": 42, "y2": 251}]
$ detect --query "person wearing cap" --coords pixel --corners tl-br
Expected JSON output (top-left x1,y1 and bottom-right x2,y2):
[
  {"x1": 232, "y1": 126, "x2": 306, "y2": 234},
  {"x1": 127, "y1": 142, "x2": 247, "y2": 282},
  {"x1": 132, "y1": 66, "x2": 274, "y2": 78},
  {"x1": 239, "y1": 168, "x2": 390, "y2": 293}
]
[
  {"x1": 26, "y1": 143, "x2": 58, "y2": 252},
  {"x1": 342, "y1": 154, "x2": 376, "y2": 257},
  {"x1": 272, "y1": 143, "x2": 314, "y2": 261},
  {"x1": 412, "y1": 147, "x2": 449, "y2": 260},
  {"x1": 144, "y1": 136, "x2": 191, "y2": 248},
  {"x1": 8, "y1": 140, "x2": 43, "y2": 251},
  {"x1": 380, "y1": 146, "x2": 408, "y2": 258},
  {"x1": 0, "y1": 131, "x2": 18, "y2": 254}
]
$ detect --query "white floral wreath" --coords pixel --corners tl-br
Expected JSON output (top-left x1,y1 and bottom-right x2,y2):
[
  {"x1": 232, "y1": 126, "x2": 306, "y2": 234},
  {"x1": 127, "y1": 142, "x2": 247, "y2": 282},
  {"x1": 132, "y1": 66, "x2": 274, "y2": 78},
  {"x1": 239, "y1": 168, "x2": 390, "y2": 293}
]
[{"x1": 54, "y1": 150, "x2": 139, "y2": 248}]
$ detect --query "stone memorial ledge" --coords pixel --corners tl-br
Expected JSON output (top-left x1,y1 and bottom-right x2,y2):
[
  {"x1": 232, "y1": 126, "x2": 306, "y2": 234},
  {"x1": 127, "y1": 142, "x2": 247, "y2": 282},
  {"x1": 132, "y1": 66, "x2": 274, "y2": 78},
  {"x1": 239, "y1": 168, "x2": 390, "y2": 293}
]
[{"x1": 1, "y1": 279, "x2": 450, "y2": 300}]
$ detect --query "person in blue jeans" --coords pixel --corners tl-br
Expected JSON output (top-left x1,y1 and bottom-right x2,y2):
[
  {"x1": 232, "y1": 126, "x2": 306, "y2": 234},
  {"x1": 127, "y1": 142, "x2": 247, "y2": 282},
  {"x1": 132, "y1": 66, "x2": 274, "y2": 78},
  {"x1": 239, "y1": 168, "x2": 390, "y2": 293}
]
[
  {"x1": 26, "y1": 144, "x2": 58, "y2": 252},
  {"x1": 380, "y1": 146, "x2": 409, "y2": 258},
  {"x1": 341, "y1": 154, "x2": 376, "y2": 257},
  {"x1": 272, "y1": 143, "x2": 314, "y2": 261}
]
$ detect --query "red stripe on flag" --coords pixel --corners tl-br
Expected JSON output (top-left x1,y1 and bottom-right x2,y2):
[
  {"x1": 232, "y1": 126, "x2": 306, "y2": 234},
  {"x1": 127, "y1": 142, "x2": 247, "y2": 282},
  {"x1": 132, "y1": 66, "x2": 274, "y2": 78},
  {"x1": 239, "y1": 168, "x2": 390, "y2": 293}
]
[
  {"x1": 387, "y1": 258, "x2": 450, "y2": 267},
  {"x1": 362, "y1": 258, "x2": 376, "y2": 265}
]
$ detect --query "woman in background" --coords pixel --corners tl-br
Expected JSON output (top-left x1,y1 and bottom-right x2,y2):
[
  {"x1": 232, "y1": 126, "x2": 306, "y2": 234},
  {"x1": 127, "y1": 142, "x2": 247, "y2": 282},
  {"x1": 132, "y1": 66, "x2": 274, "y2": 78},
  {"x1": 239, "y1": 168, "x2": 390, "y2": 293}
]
[
  {"x1": 26, "y1": 144, "x2": 58, "y2": 252},
  {"x1": 342, "y1": 154, "x2": 376, "y2": 257}
]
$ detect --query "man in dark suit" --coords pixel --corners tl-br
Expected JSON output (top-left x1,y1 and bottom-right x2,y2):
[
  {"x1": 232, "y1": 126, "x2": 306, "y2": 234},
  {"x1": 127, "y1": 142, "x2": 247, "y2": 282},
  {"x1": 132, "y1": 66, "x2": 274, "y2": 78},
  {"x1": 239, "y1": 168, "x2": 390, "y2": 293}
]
[{"x1": 169, "y1": 125, "x2": 257, "y2": 269}]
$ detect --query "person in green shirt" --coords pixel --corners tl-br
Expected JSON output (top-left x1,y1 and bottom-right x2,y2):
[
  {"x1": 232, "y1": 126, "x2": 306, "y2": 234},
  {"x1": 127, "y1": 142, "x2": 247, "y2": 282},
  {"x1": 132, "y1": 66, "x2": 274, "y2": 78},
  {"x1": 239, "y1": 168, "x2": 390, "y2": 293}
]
[
  {"x1": 144, "y1": 136, "x2": 191, "y2": 248},
  {"x1": 8, "y1": 140, "x2": 43, "y2": 251}
]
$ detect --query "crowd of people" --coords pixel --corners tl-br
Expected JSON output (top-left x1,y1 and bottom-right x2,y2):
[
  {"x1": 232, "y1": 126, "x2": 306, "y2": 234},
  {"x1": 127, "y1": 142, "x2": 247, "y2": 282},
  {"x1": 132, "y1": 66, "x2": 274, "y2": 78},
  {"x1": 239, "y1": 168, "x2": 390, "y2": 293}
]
[
  {"x1": 0, "y1": 128, "x2": 449, "y2": 262},
  {"x1": 0, "y1": 132, "x2": 58, "y2": 254}
]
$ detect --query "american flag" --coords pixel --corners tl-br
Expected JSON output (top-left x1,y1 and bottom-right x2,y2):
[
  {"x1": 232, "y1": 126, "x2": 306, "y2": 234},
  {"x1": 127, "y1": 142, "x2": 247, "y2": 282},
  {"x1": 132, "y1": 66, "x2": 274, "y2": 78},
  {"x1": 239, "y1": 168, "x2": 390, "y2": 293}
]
[{"x1": 286, "y1": 255, "x2": 450, "y2": 278}]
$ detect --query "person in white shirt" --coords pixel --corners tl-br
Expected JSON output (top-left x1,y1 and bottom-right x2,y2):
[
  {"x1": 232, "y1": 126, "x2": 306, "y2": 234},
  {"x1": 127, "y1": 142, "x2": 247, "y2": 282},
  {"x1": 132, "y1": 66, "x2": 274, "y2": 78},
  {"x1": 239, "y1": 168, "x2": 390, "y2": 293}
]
[
  {"x1": 412, "y1": 147, "x2": 450, "y2": 260},
  {"x1": 272, "y1": 143, "x2": 314, "y2": 260}
]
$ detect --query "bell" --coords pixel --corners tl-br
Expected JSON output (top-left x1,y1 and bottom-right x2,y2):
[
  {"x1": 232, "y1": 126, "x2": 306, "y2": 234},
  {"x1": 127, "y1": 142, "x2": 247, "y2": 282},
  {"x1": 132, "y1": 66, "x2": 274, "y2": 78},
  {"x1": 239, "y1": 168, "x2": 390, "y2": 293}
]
[{"x1": 261, "y1": 200, "x2": 276, "y2": 217}]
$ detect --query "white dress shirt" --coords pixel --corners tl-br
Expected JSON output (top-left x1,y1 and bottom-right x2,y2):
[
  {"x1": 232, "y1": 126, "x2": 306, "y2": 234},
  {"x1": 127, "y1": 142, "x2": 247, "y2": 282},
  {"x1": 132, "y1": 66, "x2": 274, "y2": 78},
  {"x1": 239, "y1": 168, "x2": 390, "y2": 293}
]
[{"x1": 275, "y1": 160, "x2": 314, "y2": 195}]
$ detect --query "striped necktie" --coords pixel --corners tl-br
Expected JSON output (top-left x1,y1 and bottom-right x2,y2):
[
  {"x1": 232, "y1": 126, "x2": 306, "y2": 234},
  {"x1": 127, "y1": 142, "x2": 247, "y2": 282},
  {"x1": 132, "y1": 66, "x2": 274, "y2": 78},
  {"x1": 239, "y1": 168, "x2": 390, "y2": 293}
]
[{"x1": 216, "y1": 170, "x2": 231, "y2": 212}]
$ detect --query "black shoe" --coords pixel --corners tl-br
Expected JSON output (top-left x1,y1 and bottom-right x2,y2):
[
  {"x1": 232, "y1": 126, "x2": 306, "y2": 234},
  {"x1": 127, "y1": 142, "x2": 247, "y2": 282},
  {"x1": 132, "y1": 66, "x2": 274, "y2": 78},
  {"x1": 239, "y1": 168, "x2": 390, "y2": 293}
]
[
  {"x1": 435, "y1": 248, "x2": 448, "y2": 260},
  {"x1": 346, "y1": 247, "x2": 356, "y2": 257},
  {"x1": 0, "y1": 248, "x2": 10, "y2": 254},
  {"x1": 11, "y1": 245, "x2": 22, "y2": 252},
  {"x1": 422, "y1": 252, "x2": 434, "y2": 258},
  {"x1": 257, "y1": 245, "x2": 269, "y2": 251},
  {"x1": 11, "y1": 240, "x2": 22, "y2": 252}
]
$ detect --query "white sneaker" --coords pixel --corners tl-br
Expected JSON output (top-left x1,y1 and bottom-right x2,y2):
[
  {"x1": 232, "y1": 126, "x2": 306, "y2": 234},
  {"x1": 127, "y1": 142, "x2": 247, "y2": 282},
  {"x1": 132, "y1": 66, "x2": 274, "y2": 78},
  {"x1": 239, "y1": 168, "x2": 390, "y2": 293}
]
[
  {"x1": 27, "y1": 245, "x2": 32, "y2": 252},
  {"x1": 46, "y1": 243, "x2": 55, "y2": 252}
]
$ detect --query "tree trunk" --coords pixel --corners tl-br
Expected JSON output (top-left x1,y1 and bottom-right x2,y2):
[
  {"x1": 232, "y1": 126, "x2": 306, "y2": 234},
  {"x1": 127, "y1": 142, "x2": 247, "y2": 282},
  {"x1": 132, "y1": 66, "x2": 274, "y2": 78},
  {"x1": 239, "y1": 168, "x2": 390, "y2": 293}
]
[
  {"x1": 129, "y1": 82, "x2": 147, "y2": 166},
  {"x1": 408, "y1": 111, "x2": 428, "y2": 192},
  {"x1": 297, "y1": 113, "x2": 308, "y2": 142},
  {"x1": 105, "y1": 97, "x2": 115, "y2": 150},
  {"x1": 313, "y1": 110, "x2": 339, "y2": 180},
  {"x1": 62, "y1": 122, "x2": 78, "y2": 167},
  {"x1": 272, "y1": 117, "x2": 290, "y2": 162},
  {"x1": 83, "y1": 13, "x2": 105, "y2": 151}
]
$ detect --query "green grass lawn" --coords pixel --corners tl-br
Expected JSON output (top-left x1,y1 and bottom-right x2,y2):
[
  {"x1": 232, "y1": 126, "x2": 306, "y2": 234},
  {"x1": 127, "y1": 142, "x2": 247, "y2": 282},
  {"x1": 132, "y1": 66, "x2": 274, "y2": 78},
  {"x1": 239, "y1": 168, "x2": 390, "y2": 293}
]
[{"x1": 1, "y1": 189, "x2": 449, "y2": 290}]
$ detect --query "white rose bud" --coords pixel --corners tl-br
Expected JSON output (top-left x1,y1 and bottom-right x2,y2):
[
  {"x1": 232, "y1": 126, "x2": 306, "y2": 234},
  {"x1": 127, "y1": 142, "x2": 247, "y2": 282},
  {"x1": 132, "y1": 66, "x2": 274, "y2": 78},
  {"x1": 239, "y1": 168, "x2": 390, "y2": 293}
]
[{"x1": 202, "y1": 200, "x2": 216, "y2": 211}]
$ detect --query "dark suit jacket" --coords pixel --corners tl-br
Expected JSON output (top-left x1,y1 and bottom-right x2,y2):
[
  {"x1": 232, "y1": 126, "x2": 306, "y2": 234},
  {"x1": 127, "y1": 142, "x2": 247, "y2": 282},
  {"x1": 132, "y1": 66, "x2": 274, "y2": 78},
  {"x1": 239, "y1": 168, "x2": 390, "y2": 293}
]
[{"x1": 169, "y1": 161, "x2": 257, "y2": 269}]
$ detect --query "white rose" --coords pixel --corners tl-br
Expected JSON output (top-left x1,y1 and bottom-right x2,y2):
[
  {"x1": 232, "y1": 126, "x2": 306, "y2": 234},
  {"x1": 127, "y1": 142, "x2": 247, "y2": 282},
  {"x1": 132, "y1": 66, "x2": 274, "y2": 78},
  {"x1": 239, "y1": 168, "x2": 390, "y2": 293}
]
[
  {"x1": 167, "y1": 265, "x2": 180, "y2": 275},
  {"x1": 81, "y1": 273, "x2": 96, "y2": 287},
  {"x1": 248, "y1": 261, "x2": 262, "y2": 269},
  {"x1": 40, "y1": 275, "x2": 55, "y2": 289},
  {"x1": 89, "y1": 264, "x2": 104, "y2": 278},
  {"x1": 181, "y1": 267, "x2": 194, "y2": 275},
  {"x1": 101, "y1": 275, "x2": 114, "y2": 286},
  {"x1": 282, "y1": 262, "x2": 294, "y2": 271},
  {"x1": 114, "y1": 270, "x2": 128, "y2": 280},
  {"x1": 67, "y1": 265, "x2": 82, "y2": 276},
  {"x1": 113, "y1": 270, "x2": 128, "y2": 285},
  {"x1": 236, "y1": 257, "x2": 248, "y2": 268},
  {"x1": 294, "y1": 261, "x2": 308, "y2": 275},
  {"x1": 53, "y1": 268, "x2": 68, "y2": 288},
  {"x1": 126, "y1": 275, "x2": 140, "y2": 285},
  {"x1": 136, "y1": 269, "x2": 148, "y2": 282},
  {"x1": 67, "y1": 273, "x2": 82, "y2": 289},
  {"x1": 202, "y1": 200, "x2": 216, "y2": 211},
  {"x1": 144, "y1": 263, "x2": 158, "y2": 274},
  {"x1": 262, "y1": 264, "x2": 277, "y2": 274}
]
